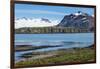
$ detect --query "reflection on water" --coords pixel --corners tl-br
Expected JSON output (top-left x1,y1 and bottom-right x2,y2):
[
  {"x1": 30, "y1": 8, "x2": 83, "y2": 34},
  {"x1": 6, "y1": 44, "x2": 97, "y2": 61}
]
[{"x1": 15, "y1": 33, "x2": 94, "y2": 61}]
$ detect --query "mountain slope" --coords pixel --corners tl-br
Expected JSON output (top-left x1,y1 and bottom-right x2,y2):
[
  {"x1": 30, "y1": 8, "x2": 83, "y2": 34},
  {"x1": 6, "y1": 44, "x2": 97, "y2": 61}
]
[{"x1": 57, "y1": 11, "x2": 94, "y2": 32}]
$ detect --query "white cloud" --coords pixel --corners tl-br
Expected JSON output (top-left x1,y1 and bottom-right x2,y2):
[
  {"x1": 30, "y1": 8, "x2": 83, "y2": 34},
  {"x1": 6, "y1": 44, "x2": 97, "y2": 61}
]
[
  {"x1": 15, "y1": 9, "x2": 67, "y2": 15},
  {"x1": 15, "y1": 18, "x2": 60, "y2": 29}
]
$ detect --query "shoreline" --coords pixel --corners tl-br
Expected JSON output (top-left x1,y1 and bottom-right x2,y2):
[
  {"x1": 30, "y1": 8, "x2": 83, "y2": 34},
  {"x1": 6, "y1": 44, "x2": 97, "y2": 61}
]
[
  {"x1": 15, "y1": 32, "x2": 94, "y2": 34},
  {"x1": 15, "y1": 45, "x2": 61, "y2": 52},
  {"x1": 15, "y1": 44, "x2": 95, "y2": 67}
]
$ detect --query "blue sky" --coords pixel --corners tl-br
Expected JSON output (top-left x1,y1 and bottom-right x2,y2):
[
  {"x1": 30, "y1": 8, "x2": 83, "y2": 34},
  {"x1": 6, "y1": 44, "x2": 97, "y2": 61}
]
[{"x1": 15, "y1": 4, "x2": 94, "y2": 21}]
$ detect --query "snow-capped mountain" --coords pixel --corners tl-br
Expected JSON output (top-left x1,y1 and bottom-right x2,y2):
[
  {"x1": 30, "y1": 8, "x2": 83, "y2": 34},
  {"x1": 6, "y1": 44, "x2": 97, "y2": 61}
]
[
  {"x1": 57, "y1": 11, "x2": 94, "y2": 31},
  {"x1": 15, "y1": 17, "x2": 59, "y2": 29}
]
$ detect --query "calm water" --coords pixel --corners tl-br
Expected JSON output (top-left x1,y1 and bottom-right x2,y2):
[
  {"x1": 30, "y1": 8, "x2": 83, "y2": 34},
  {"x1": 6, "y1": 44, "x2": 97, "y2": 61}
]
[{"x1": 15, "y1": 33, "x2": 94, "y2": 61}]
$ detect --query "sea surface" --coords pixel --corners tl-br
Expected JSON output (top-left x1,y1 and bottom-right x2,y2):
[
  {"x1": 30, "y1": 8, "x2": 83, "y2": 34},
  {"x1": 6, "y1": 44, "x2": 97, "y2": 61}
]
[{"x1": 14, "y1": 33, "x2": 94, "y2": 62}]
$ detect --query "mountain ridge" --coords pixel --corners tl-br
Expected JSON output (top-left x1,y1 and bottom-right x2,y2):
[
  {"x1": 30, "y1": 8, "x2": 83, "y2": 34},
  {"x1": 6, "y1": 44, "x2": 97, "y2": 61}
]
[{"x1": 57, "y1": 11, "x2": 94, "y2": 32}]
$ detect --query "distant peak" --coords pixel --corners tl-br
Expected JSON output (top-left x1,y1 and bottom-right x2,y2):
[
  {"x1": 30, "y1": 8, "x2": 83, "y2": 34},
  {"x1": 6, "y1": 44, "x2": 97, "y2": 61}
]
[
  {"x1": 41, "y1": 18, "x2": 51, "y2": 23},
  {"x1": 78, "y1": 11, "x2": 82, "y2": 14},
  {"x1": 21, "y1": 17, "x2": 28, "y2": 20},
  {"x1": 74, "y1": 11, "x2": 89, "y2": 16},
  {"x1": 74, "y1": 11, "x2": 82, "y2": 16}
]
